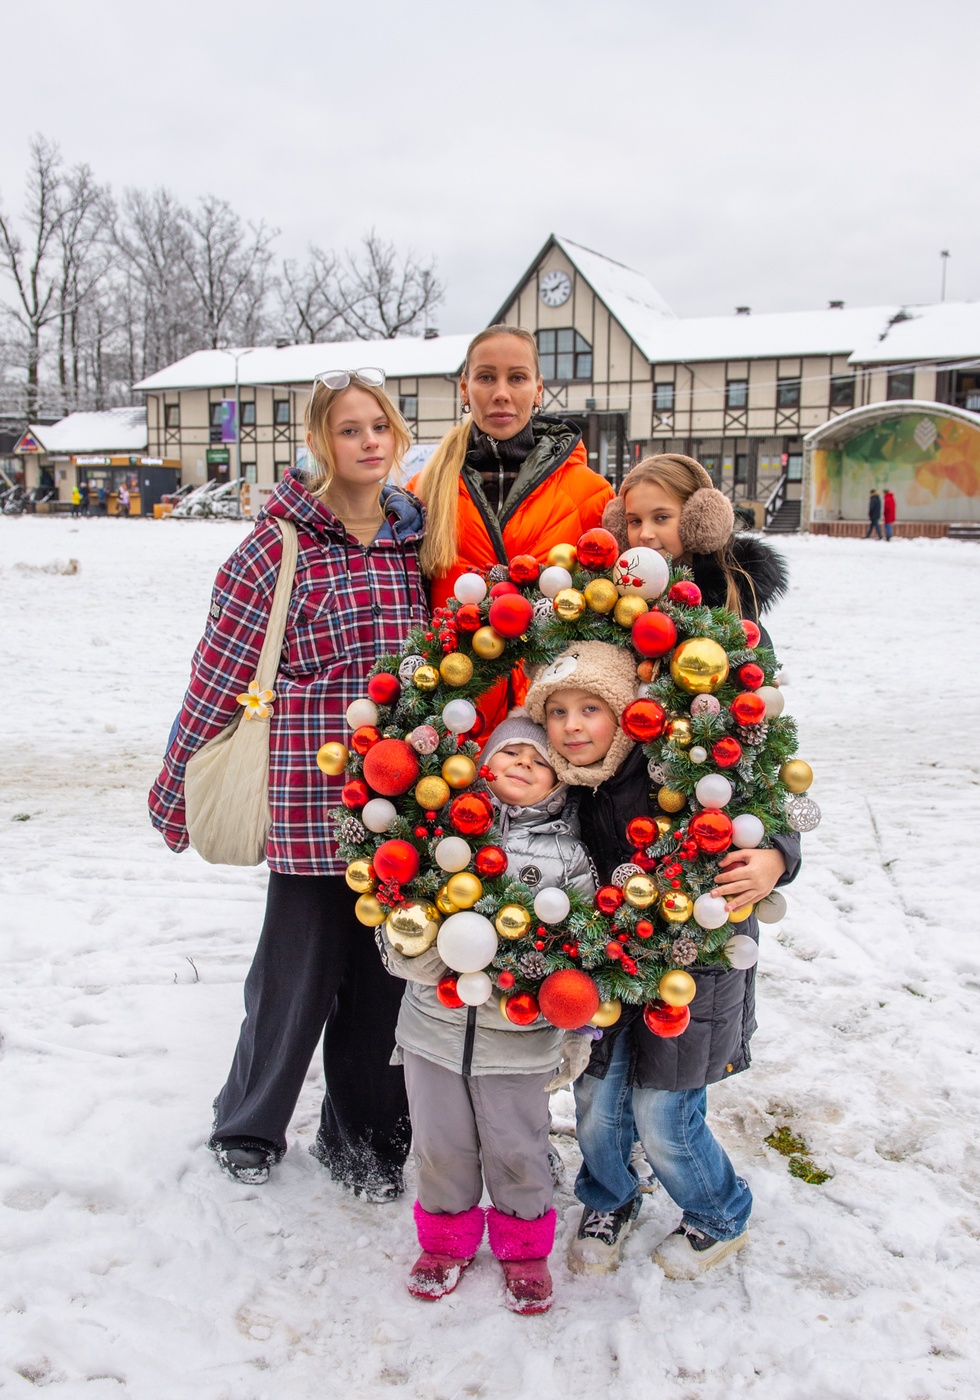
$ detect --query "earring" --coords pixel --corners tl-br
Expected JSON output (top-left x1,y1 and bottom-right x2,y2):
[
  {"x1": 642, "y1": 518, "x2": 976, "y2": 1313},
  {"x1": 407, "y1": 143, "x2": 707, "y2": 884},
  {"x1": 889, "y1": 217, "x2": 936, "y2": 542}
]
[
  {"x1": 531, "y1": 403, "x2": 542, "y2": 416},
  {"x1": 461, "y1": 401, "x2": 471, "y2": 414}
]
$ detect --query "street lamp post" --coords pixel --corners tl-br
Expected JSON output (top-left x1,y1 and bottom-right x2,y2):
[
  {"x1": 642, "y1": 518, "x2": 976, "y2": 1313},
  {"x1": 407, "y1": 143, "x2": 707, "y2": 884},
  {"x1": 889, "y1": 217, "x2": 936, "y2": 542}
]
[{"x1": 219, "y1": 346, "x2": 255, "y2": 481}]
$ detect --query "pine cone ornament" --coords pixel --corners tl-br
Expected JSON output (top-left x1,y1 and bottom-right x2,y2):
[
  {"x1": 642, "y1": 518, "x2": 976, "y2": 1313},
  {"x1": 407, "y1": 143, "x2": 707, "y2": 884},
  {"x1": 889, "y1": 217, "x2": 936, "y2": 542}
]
[
  {"x1": 339, "y1": 816, "x2": 367, "y2": 845},
  {"x1": 487, "y1": 564, "x2": 511, "y2": 584},
  {"x1": 735, "y1": 720, "x2": 769, "y2": 747},
  {"x1": 519, "y1": 951, "x2": 548, "y2": 980},
  {"x1": 670, "y1": 937, "x2": 699, "y2": 966}
]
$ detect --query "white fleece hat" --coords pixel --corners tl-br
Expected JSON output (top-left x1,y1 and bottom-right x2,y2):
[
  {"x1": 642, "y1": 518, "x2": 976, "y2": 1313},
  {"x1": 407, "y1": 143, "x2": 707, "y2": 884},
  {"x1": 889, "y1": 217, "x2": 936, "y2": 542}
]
[{"x1": 524, "y1": 641, "x2": 638, "y2": 787}]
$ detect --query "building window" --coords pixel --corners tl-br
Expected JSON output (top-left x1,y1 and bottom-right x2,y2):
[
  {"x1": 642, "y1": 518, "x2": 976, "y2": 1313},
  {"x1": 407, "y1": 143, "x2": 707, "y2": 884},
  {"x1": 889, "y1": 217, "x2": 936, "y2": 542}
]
[
  {"x1": 209, "y1": 401, "x2": 224, "y2": 443},
  {"x1": 726, "y1": 379, "x2": 748, "y2": 409},
  {"x1": 887, "y1": 370, "x2": 914, "y2": 400},
  {"x1": 274, "y1": 400, "x2": 291, "y2": 426},
  {"x1": 537, "y1": 328, "x2": 592, "y2": 381},
  {"x1": 830, "y1": 375, "x2": 855, "y2": 409},
  {"x1": 164, "y1": 403, "x2": 180, "y2": 428},
  {"x1": 399, "y1": 394, "x2": 418, "y2": 420},
  {"x1": 776, "y1": 377, "x2": 801, "y2": 409},
  {"x1": 654, "y1": 383, "x2": 674, "y2": 412},
  {"x1": 241, "y1": 401, "x2": 256, "y2": 426}
]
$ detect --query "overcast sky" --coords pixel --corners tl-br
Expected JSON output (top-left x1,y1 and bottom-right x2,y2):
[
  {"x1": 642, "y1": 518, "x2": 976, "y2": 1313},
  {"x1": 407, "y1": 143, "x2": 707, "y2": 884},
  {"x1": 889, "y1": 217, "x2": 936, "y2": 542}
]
[{"x1": 2, "y1": 0, "x2": 977, "y2": 337}]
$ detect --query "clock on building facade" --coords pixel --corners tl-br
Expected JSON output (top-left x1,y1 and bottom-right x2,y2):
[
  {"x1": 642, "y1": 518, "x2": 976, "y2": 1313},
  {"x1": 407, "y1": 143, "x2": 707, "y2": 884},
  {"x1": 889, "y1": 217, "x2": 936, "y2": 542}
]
[{"x1": 539, "y1": 269, "x2": 572, "y2": 308}]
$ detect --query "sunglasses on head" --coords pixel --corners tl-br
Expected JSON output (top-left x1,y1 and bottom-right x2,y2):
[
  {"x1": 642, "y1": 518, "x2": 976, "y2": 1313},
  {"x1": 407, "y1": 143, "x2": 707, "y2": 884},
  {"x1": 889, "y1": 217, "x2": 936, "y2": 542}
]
[{"x1": 308, "y1": 367, "x2": 386, "y2": 412}]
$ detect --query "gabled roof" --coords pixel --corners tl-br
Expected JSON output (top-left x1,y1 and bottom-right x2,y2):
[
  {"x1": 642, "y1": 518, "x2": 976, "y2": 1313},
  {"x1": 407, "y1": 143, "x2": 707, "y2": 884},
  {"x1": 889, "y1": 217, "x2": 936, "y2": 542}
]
[
  {"x1": 27, "y1": 407, "x2": 147, "y2": 454},
  {"x1": 847, "y1": 301, "x2": 980, "y2": 365},
  {"x1": 648, "y1": 305, "x2": 899, "y2": 364},
  {"x1": 134, "y1": 334, "x2": 473, "y2": 392}
]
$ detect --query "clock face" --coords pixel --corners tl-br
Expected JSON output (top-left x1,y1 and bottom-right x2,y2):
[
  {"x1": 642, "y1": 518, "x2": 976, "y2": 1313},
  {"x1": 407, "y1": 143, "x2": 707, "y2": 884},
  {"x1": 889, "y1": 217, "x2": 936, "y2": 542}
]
[{"x1": 539, "y1": 269, "x2": 572, "y2": 308}]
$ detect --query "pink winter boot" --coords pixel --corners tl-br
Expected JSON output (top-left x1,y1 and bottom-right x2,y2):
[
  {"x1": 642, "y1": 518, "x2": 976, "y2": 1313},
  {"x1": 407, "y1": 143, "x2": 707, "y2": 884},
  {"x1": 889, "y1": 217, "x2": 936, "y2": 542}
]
[
  {"x1": 408, "y1": 1201, "x2": 485, "y2": 1301},
  {"x1": 486, "y1": 1207, "x2": 557, "y2": 1314}
]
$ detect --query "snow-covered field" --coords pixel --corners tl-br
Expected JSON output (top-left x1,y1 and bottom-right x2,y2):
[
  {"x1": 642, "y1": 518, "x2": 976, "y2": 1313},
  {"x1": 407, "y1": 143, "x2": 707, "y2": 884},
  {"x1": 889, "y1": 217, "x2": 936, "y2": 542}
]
[{"x1": 1, "y1": 517, "x2": 978, "y2": 1400}]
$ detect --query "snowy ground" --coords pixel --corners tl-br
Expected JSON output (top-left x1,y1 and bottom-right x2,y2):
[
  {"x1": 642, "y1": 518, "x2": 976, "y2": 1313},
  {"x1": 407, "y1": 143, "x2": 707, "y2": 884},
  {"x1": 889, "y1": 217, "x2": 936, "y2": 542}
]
[{"x1": 1, "y1": 516, "x2": 978, "y2": 1400}]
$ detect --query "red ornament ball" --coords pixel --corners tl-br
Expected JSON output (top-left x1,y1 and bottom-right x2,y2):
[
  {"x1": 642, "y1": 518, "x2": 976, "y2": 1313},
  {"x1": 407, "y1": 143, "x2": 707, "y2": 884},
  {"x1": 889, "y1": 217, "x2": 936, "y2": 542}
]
[
  {"x1": 489, "y1": 580, "x2": 521, "y2": 598},
  {"x1": 475, "y1": 844, "x2": 508, "y2": 877},
  {"x1": 669, "y1": 580, "x2": 703, "y2": 606},
  {"x1": 341, "y1": 779, "x2": 369, "y2": 809},
  {"x1": 738, "y1": 663, "x2": 764, "y2": 690},
  {"x1": 730, "y1": 692, "x2": 767, "y2": 727},
  {"x1": 741, "y1": 619, "x2": 762, "y2": 649},
  {"x1": 496, "y1": 970, "x2": 516, "y2": 990},
  {"x1": 632, "y1": 610, "x2": 678, "y2": 659},
  {"x1": 509, "y1": 554, "x2": 541, "y2": 585},
  {"x1": 373, "y1": 838, "x2": 420, "y2": 885},
  {"x1": 455, "y1": 603, "x2": 483, "y2": 633},
  {"x1": 367, "y1": 672, "x2": 401, "y2": 705},
  {"x1": 635, "y1": 919, "x2": 654, "y2": 939},
  {"x1": 488, "y1": 593, "x2": 534, "y2": 639},
  {"x1": 449, "y1": 790, "x2": 495, "y2": 837},
  {"x1": 362, "y1": 738, "x2": 421, "y2": 796},
  {"x1": 575, "y1": 527, "x2": 620, "y2": 572},
  {"x1": 605, "y1": 941, "x2": 623, "y2": 960},
  {"x1": 596, "y1": 885, "x2": 624, "y2": 914},
  {"x1": 503, "y1": 992, "x2": 540, "y2": 1025},
  {"x1": 711, "y1": 736, "x2": 743, "y2": 768},
  {"x1": 626, "y1": 815, "x2": 659, "y2": 848},
  {"x1": 538, "y1": 970, "x2": 601, "y2": 1029},
  {"x1": 643, "y1": 1000, "x2": 691, "y2": 1038},
  {"x1": 688, "y1": 809, "x2": 734, "y2": 854},
  {"x1": 350, "y1": 724, "x2": 381, "y2": 755},
  {"x1": 621, "y1": 698, "x2": 667, "y2": 743},
  {"x1": 436, "y1": 974, "x2": 465, "y2": 1009},
  {"x1": 466, "y1": 711, "x2": 487, "y2": 740}
]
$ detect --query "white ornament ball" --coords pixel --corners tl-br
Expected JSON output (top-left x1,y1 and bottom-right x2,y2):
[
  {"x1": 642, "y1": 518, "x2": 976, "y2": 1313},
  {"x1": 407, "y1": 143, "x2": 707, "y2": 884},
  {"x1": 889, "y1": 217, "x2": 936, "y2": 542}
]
[
  {"x1": 725, "y1": 934, "x2": 760, "y2": 969},
  {"x1": 730, "y1": 813, "x2": 765, "y2": 849},
  {"x1": 539, "y1": 566, "x2": 574, "y2": 599},
  {"x1": 757, "y1": 685, "x2": 785, "y2": 719},
  {"x1": 441, "y1": 698, "x2": 477, "y2": 733},
  {"x1": 774, "y1": 670, "x2": 789, "y2": 687},
  {"x1": 346, "y1": 697, "x2": 379, "y2": 730},
  {"x1": 434, "y1": 836, "x2": 472, "y2": 873},
  {"x1": 694, "y1": 774, "x2": 733, "y2": 809},
  {"x1": 362, "y1": 798, "x2": 397, "y2": 833},
  {"x1": 693, "y1": 892, "x2": 730, "y2": 929},
  {"x1": 437, "y1": 911, "x2": 498, "y2": 973},
  {"x1": 533, "y1": 887, "x2": 571, "y2": 924},
  {"x1": 398, "y1": 653, "x2": 427, "y2": 684},
  {"x1": 612, "y1": 546, "x2": 669, "y2": 600},
  {"x1": 408, "y1": 723, "x2": 441, "y2": 755},
  {"x1": 637, "y1": 682, "x2": 652, "y2": 699},
  {"x1": 690, "y1": 694, "x2": 721, "y2": 718},
  {"x1": 689, "y1": 745, "x2": 708, "y2": 765},
  {"x1": 455, "y1": 970, "x2": 494, "y2": 1005},
  {"x1": 454, "y1": 572, "x2": 488, "y2": 605},
  {"x1": 755, "y1": 890, "x2": 787, "y2": 924}
]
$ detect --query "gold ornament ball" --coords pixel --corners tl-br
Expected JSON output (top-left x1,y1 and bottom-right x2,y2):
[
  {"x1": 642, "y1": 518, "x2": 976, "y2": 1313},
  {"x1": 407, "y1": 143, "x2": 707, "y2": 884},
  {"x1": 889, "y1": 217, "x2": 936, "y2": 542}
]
[
  {"x1": 413, "y1": 664, "x2": 440, "y2": 692},
  {"x1": 623, "y1": 874, "x2": 658, "y2": 909},
  {"x1": 779, "y1": 759, "x2": 813, "y2": 794},
  {"x1": 316, "y1": 741, "x2": 349, "y2": 776},
  {"x1": 442, "y1": 754, "x2": 477, "y2": 789},
  {"x1": 553, "y1": 587, "x2": 587, "y2": 622},
  {"x1": 415, "y1": 775, "x2": 451, "y2": 810},
  {"x1": 495, "y1": 904, "x2": 532, "y2": 940},
  {"x1": 590, "y1": 998, "x2": 622, "y2": 1028},
  {"x1": 658, "y1": 968, "x2": 697, "y2": 1007},
  {"x1": 439, "y1": 652, "x2": 474, "y2": 687},
  {"x1": 472, "y1": 626, "x2": 506, "y2": 659},
  {"x1": 666, "y1": 717, "x2": 693, "y2": 749},
  {"x1": 613, "y1": 595, "x2": 649, "y2": 628},
  {"x1": 354, "y1": 893, "x2": 385, "y2": 927},
  {"x1": 584, "y1": 577, "x2": 618, "y2": 614},
  {"x1": 385, "y1": 900, "x2": 441, "y2": 956},
  {"x1": 669, "y1": 637, "x2": 730, "y2": 694},
  {"x1": 446, "y1": 871, "x2": 484, "y2": 909},
  {"x1": 344, "y1": 859, "x2": 377, "y2": 894},
  {"x1": 435, "y1": 885, "x2": 461, "y2": 915},
  {"x1": 654, "y1": 815, "x2": 673, "y2": 838},
  {"x1": 547, "y1": 543, "x2": 577, "y2": 570},
  {"x1": 657, "y1": 786, "x2": 687, "y2": 814},
  {"x1": 660, "y1": 892, "x2": 695, "y2": 924},
  {"x1": 728, "y1": 904, "x2": 754, "y2": 923}
]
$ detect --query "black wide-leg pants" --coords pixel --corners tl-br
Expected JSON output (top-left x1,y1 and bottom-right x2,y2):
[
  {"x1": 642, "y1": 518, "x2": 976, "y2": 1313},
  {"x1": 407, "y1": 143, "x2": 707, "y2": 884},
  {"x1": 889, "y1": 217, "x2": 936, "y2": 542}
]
[{"x1": 210, "y1": 872, "x2": 410, "y2": 1185}]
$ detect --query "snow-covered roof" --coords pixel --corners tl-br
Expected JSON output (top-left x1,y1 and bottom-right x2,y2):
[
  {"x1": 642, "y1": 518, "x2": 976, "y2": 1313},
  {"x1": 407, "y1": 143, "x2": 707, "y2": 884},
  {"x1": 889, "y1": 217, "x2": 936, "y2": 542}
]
[
  {"x1": 28, "y1": 407, "x2": 147, "y2": 454},
  {"x1": 553, "y1": 236, "x2": 677, "y2": 348},
  {"x1": 134, "y1": 334, "x2": 474, "y2": 392},
  {"x1": 847, "y1": 301, "x2": 980, "y2": 365},
  {"x1": 641, "y1": 304, "x2": 899, "y2": 365}
]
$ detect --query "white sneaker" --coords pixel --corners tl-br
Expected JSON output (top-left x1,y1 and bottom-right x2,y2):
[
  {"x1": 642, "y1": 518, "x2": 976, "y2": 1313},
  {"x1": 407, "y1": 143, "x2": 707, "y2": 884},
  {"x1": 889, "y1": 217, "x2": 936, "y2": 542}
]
[
  {"x1": 630, "y1": 1140, "x2": 658, "y2": 1192},
  {"x1": 567, "y1": 1198, "x2": 641, "y2": 1275},
  {"x1": 653, "y1": 1223, "x2": 748, "y2": 1279}
]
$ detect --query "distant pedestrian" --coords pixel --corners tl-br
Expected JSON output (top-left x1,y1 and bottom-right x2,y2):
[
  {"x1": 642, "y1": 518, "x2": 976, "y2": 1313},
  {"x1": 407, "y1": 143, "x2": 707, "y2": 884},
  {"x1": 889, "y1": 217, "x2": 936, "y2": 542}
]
[
  {"x1": 97, "y1": 485, "x2": 108, "y2": 516},
  {"x1": 883, "y1": 489, "x2": 896, "y2": 541},
  {"x1": 866, "y1": 490, "x2": 883, "y2": 540},
  {"x1": 79, "y1": 483, "x2": 90, "y2": 517},
  {"x1": 70, "y1": 485, "x2": 81, "y2": 518},
  {"x1": 117, "y1": 484, "x2": 130, "y2": 518}
]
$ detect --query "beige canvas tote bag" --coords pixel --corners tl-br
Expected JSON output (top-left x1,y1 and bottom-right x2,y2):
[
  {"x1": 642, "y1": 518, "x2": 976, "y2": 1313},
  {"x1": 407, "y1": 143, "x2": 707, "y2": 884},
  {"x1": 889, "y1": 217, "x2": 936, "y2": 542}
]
[{"x1": 184, "y1": 519, "x2": 299, "y2": 865}]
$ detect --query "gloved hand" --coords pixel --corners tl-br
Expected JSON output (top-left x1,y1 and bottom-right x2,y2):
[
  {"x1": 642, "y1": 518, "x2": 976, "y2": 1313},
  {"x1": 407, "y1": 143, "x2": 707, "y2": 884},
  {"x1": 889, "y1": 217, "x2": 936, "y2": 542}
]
[
  {"x1": 375, "y1": 929, "x2": 448, "y2": 986},
  {"x1": 546, "y1": 1030, "x2": 595, "y2": 1091}
]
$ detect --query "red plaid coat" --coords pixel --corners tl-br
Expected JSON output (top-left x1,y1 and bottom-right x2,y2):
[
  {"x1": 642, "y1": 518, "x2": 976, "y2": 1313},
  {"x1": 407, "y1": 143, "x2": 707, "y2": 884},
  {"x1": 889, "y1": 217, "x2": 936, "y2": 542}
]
[{"x1": 148, "y1": 473, "x2": 428, "y2": 875}]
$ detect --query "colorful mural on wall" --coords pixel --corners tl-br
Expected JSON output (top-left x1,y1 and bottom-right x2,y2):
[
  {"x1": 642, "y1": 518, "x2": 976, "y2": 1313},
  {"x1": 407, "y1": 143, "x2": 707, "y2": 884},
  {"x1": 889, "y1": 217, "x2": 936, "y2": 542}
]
[{"x1": 811, "y1": 411, "x2": 980, "y2": 522}]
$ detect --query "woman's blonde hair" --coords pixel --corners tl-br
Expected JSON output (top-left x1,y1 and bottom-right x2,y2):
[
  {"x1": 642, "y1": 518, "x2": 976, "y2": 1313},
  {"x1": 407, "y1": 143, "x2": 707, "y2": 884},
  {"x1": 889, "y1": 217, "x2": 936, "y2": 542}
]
[
  {"x1": 416, "y1": 326, "x2": 541, "y2": 577},
  {"x1": 304, "y1": 380, "x2": 412, "y2": 499},
  {"x1": 620, "y1": 454, "x2": 756, "y2": 616}
]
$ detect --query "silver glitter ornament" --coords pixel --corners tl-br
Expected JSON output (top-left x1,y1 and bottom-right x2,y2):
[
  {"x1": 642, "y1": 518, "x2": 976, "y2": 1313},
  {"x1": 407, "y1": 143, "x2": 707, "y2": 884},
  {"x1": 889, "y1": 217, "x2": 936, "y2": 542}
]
[
  {"x1": 398, "y1": 653, "x2": 427, "y2": 684},
  {"x1": 532, "y1": 597, "x2": 554, "y2": 624},
  {"x1": 611, "y1": 862, "x2": 643, "y2": 888},
  {"x1": 647, "y1": 760, "x2": 668, "y2": 784},
  {"x1": 785, "y1": 794, "x2": 821, "y2": 832}
]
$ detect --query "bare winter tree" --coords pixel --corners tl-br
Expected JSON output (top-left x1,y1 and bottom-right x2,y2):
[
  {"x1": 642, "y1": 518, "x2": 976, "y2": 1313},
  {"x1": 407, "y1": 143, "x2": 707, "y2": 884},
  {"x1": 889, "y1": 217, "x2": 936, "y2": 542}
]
[
  {"x1": 115, "y1": 187, "x2": 199, "y2": 381},
  {"x1": 54, "y1": 162, "x2": 115, "y2": 412},
  {"x1": 277, "y1": 245, "x2": 350, "y2": 343},
  {"x1": 180, "y1": 196, "x2": 277, "y2": 350},
  {"x1": 0, "y1": 136, "x2": 66, "y2": 416},
  {"x1": 334, "y1": 232, "x2": 444, "y2": 339}
]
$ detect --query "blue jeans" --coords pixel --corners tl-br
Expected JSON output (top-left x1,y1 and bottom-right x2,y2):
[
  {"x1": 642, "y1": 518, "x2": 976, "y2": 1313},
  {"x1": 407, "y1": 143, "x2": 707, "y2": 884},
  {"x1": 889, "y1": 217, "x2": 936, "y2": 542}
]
[{"x1": 574, "y1": 1030, "x2": 752, "y2": 1241}]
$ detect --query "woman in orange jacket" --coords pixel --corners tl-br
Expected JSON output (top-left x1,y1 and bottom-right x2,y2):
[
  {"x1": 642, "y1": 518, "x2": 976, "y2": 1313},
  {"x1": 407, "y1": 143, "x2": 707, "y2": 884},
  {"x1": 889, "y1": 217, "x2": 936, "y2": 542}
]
[{"x1": 409, "y1": 325, "x2": 613, "y2": 725}]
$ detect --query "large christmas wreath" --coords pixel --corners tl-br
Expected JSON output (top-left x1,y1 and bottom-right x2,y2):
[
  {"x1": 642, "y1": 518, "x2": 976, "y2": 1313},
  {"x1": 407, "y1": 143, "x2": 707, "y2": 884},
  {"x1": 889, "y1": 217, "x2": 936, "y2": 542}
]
[{"x1": 320, "y1": 528, "x2": 818, "y2": 1038}]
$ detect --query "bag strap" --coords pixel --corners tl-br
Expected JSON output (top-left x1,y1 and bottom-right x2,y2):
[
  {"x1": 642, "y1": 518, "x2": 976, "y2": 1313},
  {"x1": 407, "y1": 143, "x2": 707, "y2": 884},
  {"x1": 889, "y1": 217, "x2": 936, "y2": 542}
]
[{"x1": 253, "y1": 519, "x2": 299, "y2": 693}]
